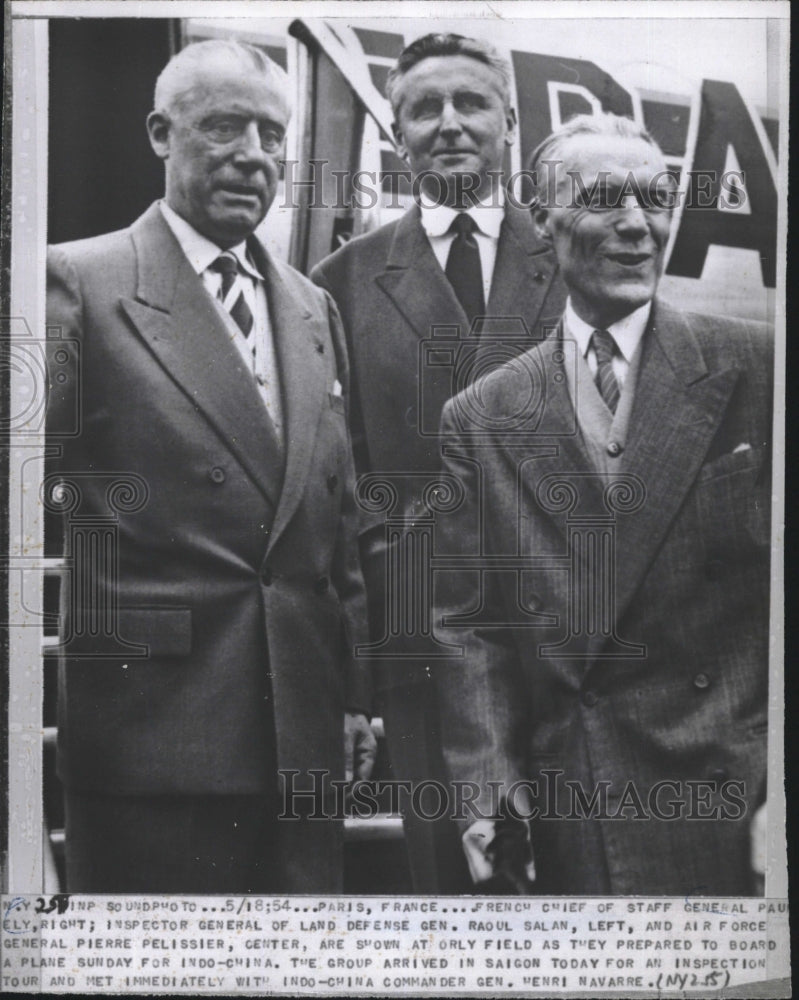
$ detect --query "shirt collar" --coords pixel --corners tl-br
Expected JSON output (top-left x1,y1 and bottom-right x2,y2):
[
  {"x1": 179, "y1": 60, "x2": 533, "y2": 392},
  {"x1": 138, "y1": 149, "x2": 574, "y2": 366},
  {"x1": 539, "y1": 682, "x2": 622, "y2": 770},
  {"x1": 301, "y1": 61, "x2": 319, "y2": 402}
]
[
  {"x1": 419, "y1": 188, "x2": 505, "y2": 240},
  {"x1": 564, "y1": 298, "x2": 652, "y2": 363},
  {"x1": 159, "y1": 200, "x2": 263, "y2": 281}
]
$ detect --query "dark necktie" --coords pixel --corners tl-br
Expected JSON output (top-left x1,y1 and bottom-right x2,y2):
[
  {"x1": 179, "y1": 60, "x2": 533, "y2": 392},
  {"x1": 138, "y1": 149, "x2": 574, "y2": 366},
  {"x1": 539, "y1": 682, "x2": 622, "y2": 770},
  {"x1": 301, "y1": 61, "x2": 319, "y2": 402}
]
[
  {"x1": 209, "y1": 251, "x2": 254, "y2": 340},
  {"x1": 591, "y1": 329, "x2": 621, "y2": 414},
  {"x1": 445, "y1": 213, "x2": 485, "y2": 322}
]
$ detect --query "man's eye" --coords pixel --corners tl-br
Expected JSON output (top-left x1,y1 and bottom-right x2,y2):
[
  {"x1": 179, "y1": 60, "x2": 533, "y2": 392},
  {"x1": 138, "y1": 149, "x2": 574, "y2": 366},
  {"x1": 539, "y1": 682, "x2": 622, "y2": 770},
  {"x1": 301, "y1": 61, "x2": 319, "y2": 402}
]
[
  {"x1": 260, "y1": 128, "x2": 283, "y2": 152},
  {"x1": 454, "y1": 94, "x2": 484, "y2": 112},
  {"x1": 586, "y1": 187, "x2": 623, "y2": 211},
  {"x1": 572, "y1": 186, "x2": 607, "y2": 210},
  {"x1": 647, "y1": 183, "x2": 678, "y2": 210},
  {"x1": 410, "y1": 99, "x2": 442, "y2": 119},
  {"x1": 207, "y1": 120, "x2": 241, "y2": 140}
]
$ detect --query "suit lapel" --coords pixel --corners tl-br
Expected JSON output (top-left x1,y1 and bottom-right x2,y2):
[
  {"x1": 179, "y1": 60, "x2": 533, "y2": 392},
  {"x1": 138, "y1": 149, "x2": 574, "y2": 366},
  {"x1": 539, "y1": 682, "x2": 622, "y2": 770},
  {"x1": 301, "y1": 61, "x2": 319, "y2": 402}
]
[
  {"x1": 611, "y1": 301, "x2": 740, "y2": 627},
  {"x1": 514, "y1": 329, "x2": 605, "y2": 529},
  {"x1": 374, "y1": 207, "x2": 470, "y2": 339},
  {"x1": 487, "y1": 206, "x2": 561, "y2": 339},
  {"x1": 494, "y1": 333, "x2": 602, "y2": 676},
  {"x1": 374, "y1": 205, "x2": 561, "y2": 345},
  {"x1": 251, "y1": 246, "x2": 328, "y2": 554},
  {"x1": 119, "y1": 204, "x2": 283, "y2": 510}
]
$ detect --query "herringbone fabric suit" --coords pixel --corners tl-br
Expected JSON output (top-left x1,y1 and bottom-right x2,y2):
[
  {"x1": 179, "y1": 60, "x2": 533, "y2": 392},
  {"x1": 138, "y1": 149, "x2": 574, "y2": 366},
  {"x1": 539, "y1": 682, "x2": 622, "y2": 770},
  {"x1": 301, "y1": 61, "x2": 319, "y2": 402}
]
[{"x1": 433, "y1": 301, "x2": 772, "y2": 895}]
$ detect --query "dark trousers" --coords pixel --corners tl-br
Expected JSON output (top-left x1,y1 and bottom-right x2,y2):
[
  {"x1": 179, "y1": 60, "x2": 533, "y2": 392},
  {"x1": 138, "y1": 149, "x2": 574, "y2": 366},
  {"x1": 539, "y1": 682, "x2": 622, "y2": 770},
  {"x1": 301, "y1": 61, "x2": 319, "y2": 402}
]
[
  {"x1": 378, "y1": 677, "x2": 472, "y2": 894},
  {"x1": 64, "y1": 790, "x2": 342, "y2": 894}
]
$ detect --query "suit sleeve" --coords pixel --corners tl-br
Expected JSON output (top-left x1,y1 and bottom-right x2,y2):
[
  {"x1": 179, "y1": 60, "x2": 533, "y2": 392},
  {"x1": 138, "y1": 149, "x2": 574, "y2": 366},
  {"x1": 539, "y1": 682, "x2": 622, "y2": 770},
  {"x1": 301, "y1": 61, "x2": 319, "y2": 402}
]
[
  {"x1": 45, "y1": 246, "x2": 84, "y2": 459},
  {"x1": 312, "y1": 260, "x2": 387, "y2": 648},
  {"x1": 432, "y1": 404, "x2": 530, "y2": 827},
  {"x1": 310, "y1": 260, "x2": 372, "y2": 479},
  {"x1": 323, "y1": 290, "x2": 372, "y2": 717}
]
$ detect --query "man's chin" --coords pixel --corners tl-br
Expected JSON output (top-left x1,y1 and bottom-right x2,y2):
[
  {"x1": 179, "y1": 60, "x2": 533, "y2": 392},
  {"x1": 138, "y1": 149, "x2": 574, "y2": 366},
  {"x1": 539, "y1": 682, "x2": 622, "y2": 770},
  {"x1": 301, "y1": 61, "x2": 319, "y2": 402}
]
[
  {"x1": 419, "y1": 165, "x2": 487, "y2": 206},
  {"x1": 606, "y1": 277, "x2": 658, "y2": 310},
  {"x1": 576, "y1": 285, "x2": 656, "y2": 326},
  {"x1": 605, "y1": 289, "x2": 656, "y2": 321},
  {"x1": 208, "y1": 211, "x2": 266, "y2": 247}
]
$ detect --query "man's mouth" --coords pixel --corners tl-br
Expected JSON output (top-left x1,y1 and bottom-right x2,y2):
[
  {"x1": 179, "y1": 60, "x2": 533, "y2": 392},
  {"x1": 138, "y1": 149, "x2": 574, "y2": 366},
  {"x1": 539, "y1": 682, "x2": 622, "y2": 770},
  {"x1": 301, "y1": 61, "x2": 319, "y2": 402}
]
[
  {"x1": 433, "y1": 148, "x2": 476, "y2": 158},
  {"x1": 218, "y1": 184, "x2": 263, "y2": 199},
  {"x1": 606, "y1": 252, "x2": 652, "y2": 267}
]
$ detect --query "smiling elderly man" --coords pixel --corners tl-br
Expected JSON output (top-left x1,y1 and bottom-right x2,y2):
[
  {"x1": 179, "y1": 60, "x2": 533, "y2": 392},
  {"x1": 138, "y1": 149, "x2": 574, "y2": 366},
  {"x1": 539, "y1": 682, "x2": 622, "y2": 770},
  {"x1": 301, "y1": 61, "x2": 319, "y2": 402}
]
[
  {"x1": 46, "y1": 39, "x2": 375, "y2": 893},
  {"x1": 432, "y1": 113, "x2": 773, "y2": 895}
]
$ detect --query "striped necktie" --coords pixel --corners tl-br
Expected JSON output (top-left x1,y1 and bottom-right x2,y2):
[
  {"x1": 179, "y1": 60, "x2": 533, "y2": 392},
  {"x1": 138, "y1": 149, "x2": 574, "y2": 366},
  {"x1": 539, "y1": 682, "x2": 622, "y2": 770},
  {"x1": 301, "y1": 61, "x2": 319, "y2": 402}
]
[
  {"x1": 209, "y1": 252, "x2": 254, "y2": 341},
  {"x1": 591, "y1": 329, "x2": 621, "y2": 414}
]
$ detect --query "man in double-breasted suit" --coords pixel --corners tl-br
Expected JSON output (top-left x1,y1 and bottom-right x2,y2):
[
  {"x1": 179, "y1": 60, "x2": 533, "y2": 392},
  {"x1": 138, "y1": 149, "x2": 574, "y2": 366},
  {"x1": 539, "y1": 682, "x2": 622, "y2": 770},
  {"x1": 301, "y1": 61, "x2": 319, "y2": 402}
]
[
  {"x1": 46, "y1": 39, "x2": 375, "y2": 893},
  {"x1": 433, "y1": 113, "x2": 772, "y2": 895},
  {"x1": 312, "y1": 33, "x2": 566, "y2": 892}
]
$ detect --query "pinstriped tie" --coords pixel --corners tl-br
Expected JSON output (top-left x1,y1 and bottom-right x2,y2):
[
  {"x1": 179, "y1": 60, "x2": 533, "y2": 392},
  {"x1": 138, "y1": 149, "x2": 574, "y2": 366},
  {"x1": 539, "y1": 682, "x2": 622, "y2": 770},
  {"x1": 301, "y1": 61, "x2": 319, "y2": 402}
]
[
  {"x1": 592, "y1": 329, "x2": 621, "y2": 414},
  {"x1": 210, "y1": 252, "x2": 254, "y2": 340}
]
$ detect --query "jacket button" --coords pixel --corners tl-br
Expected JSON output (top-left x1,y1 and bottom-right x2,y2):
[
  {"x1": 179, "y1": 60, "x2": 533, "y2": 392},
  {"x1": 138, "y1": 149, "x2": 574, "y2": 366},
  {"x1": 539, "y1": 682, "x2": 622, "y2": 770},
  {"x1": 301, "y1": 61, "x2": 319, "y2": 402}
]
[
  {"x1": 710, "y1": 768, "x2": 728, "y2": 782},
  {"x1": 314, "y1": 576, "x2": 329, "y2": 595},
  {"x1": 607, "y1": 441, "x2": 622, "y2": 457},
  {"x1": 581, "y1": 690, "x2": 598, "y2": 707},
  {"x1": 209, "y1": 466, "x2": 226, "y2": 484},
  {"x1": 693, "y1": 672, "x2": 711, "y2": 690},
  {"x1": 327, "y1": 474, "x2": 339, "y2": 493},
  {"x1": 526, "y1": 592, "x2": 542, "y2": 611},
  {"x1": 260, "y1": 566, "x2": 273, "y2": 586}
]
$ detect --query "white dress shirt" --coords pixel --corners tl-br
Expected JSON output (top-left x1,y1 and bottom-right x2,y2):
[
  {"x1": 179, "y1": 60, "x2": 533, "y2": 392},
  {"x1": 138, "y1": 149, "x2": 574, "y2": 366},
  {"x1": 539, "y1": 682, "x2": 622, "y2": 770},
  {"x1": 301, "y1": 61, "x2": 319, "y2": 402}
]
[
  {"x1": 564, "y1": 298, "x2": 651, "y2": 389},
  {"x1": 419, "y1": 189, "x2": 505, "y2": 306},
  {"x1": 159, "y1": 201, "x2": 283, "y2": 439}
]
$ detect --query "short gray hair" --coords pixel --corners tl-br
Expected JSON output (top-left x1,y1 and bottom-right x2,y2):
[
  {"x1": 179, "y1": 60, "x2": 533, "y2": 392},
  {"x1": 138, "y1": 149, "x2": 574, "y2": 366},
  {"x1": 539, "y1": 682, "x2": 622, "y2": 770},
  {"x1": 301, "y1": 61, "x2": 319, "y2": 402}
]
[
  {"x1": 385, "y1": 33, "x2": 512, "y2": 115},
  {"x1": 154, "y1": 39, "x2": 289, "y2": 116},
  {"x1": 528, "y1": 113, "x2": 663, "y2": 203}
]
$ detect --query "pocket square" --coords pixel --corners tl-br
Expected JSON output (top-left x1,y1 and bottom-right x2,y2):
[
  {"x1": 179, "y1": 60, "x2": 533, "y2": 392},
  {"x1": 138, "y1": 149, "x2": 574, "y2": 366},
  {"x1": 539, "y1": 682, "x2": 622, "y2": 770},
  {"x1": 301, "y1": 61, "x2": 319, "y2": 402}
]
[
  {"x1": 733, "y1": 442, "x2": 752, "y2": 454},
  {"x1": 332, "y1": 379, "x2": 343, "y2": 397}
]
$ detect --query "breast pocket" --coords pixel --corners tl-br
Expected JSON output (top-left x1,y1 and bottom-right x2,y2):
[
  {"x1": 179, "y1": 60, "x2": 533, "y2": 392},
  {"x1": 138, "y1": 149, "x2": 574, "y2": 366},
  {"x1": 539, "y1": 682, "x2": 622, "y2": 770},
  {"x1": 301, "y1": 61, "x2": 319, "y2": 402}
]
[
  {"x1": 328, "y1": 392, "x2": 346, "y2": 415},
  {"x1": 696, "y1": 446, "x2": 763, "y2": 484},
  {"x1": 694, "y1": 447, "x2": 770, "y2": 551}
]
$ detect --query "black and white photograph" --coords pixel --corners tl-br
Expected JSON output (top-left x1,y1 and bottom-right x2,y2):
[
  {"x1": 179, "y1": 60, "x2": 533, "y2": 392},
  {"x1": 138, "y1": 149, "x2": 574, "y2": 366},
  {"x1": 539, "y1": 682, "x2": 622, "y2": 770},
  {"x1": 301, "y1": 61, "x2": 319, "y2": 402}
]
[{"x1": 2, "y1": 0, "x2": 789, "y2": 995}]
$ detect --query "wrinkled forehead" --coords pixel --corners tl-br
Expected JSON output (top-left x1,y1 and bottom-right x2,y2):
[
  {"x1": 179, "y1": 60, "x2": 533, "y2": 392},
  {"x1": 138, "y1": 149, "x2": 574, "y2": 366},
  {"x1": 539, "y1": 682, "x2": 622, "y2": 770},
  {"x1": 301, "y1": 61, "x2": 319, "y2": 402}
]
[
  {"x1": 394, "y1": 54, "x2": 509, "y2": 111},
  {"x1": 555, "y1": 134, "x2": 667, "y2": 187},
  {"x1": 169, "y1": 52, "x2": 291, "y2": 120}
]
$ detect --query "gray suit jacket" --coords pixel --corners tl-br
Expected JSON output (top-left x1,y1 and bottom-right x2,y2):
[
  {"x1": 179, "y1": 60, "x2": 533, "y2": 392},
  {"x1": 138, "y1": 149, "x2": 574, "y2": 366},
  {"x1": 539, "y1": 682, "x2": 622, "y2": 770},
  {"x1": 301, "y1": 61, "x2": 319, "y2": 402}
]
[
  {"x1": 47, "y1": 203, "x2": 370, "y2": 800},
  {"x1": 433, "y1": 300, "x2": 773, "y2": 895}
]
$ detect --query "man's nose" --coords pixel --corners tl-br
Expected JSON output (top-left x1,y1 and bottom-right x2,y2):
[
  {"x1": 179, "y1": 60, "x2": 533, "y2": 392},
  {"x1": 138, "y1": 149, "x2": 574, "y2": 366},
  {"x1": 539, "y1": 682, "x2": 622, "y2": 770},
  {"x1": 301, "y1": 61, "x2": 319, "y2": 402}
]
[
  {"x1": 233, "y1": 122, "x2": 268, "y2": 164},
  {"x1": 439, "y1": 100, "x2": 463, "y2": 134},
  {"x1": 615, "y1": 197, "x2": 650, "y2": 237}
]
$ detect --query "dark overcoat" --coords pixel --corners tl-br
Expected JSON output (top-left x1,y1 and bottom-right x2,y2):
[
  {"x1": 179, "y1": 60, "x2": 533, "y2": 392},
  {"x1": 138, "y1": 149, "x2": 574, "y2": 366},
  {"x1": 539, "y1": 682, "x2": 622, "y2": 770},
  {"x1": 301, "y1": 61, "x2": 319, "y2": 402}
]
[{"x1": 312, "y1": 203, "x2": 566, "y2": 891}]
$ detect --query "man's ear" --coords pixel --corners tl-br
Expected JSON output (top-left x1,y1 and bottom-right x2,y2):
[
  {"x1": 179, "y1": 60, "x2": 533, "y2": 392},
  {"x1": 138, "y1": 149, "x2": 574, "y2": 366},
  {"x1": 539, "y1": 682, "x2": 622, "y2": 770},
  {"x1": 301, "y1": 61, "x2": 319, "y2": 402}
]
[
  {"x1": 504, "y1": 106, "x2": 518, "y2": 146},
  {"x1": 391, "y1": 120, "x2": 408, "y2": 161},
  {"x1": 146, "y1": 111, "x2": 171, "y2": 160},
  {"x1": 534, "y1": 206, "x2": 552, "y2": 243}
]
